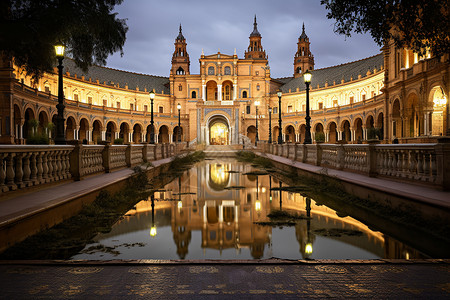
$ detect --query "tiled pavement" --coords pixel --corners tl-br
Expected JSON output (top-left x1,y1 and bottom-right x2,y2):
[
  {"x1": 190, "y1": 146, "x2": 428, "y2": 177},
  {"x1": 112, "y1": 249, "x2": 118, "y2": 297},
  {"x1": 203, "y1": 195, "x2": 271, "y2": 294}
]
[{"x1": 0, "y1": 260, "x2": 449, "y2": 299}]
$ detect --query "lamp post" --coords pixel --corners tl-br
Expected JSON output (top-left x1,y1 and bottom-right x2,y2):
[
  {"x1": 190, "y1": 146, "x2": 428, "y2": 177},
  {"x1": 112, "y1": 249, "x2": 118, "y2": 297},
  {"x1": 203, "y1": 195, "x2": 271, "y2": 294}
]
[
  {"x1": 277, "y1": 90, "x2": 283, "y2": 144},
  {"x1": 268, "y1": 106, "x2": 272, "y2": 143},
  {"x1": 303, "y1": 70, "x2": 312, "y2": 144},
  {"x1": 54, "y1": 43, "x2": 66, "y2": 145},
  {"x1": 177, "y1": 103, "x2": 181, "y2": 142},
  {"x1": 149, "y1": 90, "x2": 155, "y2": 144},
  {"x1": 255, "y1": 100, "x2": 260, "y2": 146}
]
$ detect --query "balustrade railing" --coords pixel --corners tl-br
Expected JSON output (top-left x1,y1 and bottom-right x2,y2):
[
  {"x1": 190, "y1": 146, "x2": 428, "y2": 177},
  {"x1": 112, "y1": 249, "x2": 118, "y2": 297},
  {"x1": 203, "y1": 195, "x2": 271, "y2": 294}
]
[
  {"x1": 1, "y1": 143, "x2": 187, "y2": 195},
  {"x1": 258, "y1": 139, "x2": 450, "y2": 190}
]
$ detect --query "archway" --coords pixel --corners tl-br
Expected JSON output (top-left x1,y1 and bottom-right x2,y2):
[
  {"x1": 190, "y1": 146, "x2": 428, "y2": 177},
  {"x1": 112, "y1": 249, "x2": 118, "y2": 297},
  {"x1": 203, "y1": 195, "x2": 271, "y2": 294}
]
[
  {"x1": 209, "y1": 116, "x2": 229, "y2": 145},
  {"x1": 328, "y1": 122, "x2": 337, "y2": 143},
  {"x1": 299, "y1": 124, "x2": 306, "y2": 143},
  {"x1": 222, "y1": 80, "x2": 233, "y2": 101},
  {"x1": 14, "y1": 104, "x2": 22, "y2": 141},
  {"x1": 406, "y1": 93, "x2": 420, "y2": 137},
  {"x1": 23, "y1": 108, "x2": 35, "y2": 140},
  {"x1": 354, "y1": 118, "x2": 363, "y2": 142},
  {"x1": 92, "y1": 120, "x2": 102, "y2": 144},
  {"x1": 119, "y1": 122, "x2": 130, "y2": 143},
  {"x1": 341, "y1": 120, "x2": 351, "y2": 142},
  {"x1": 430, "y1": 86, "x2": 447, "y2": 136},
  {"x1": 173, "y1": 126, "x2": 183, "y2": 143},
  {"x1": 285, "y1": 125, "x2": 295, "y2": 143},
  {"x1": 65, "y1": 116, "x2": 76, "y2": 140},
  {"x1": 133, "y1": 123, "x2": 143, "y2": 143},
  {"x1": 38, "y1": 111, "x2": 49, "y2": 135},
  {"x1": 247, "y1": 126, "x2": 256, "y2": 144},
  {"x1": 79, "y1": 118, "x2": 89, "y2": 143},
  {"x1": 206, "y1": 81, "x2": 217, "y2": 101},
  {"x1": 158, "y1": 125, "x2": 169, "y2": 144},
  {"x1": 377, "y1": 112, "x2": 384, "y2": 140},
  {"x1": 392, "y1": 99, "x2": 401, "y2": 138},
  {"x1": 146, "y1": 124, "x2": 155, "y2": 143},
  {"x1": 106, "y1": 121, "x2": 116, "y2": 142},
  {"x1": 273, "y1": 126, "x2": 280, "y2": 143}
]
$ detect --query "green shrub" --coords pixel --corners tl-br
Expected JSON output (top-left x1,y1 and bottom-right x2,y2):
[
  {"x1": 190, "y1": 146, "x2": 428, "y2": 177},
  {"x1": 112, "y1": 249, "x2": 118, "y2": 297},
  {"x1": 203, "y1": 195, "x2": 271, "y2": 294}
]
[
  {"x1": 315, "y1": 132, "x2": 325, "y2": 143},
  {"x1": 114, "y1": 138, "x2": 124, "y2": 145},
  {"x1": 26, "y1": 132, "x2": 49, "y2": 145},
  {"x1": 367, "y1": 127, "x2": 382, "y2": 140}
]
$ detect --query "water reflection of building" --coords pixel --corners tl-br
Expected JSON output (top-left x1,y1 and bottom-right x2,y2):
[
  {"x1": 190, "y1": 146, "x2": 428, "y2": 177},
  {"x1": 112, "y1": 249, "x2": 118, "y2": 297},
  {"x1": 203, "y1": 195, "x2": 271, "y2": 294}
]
[{"x1": 168, "y1": 160, "x2": 271, "y2": 259}]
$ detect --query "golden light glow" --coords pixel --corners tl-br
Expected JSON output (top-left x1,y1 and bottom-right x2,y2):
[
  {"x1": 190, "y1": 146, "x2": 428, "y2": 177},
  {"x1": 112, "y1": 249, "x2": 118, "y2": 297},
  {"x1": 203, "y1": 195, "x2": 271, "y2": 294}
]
[
  {"x1": 54, "y1": 44, "x2": 65, "y2": 57},
  {"x1": 303, "y1": 70, "x2": 312, "y2": 83},
  {"x1": 305, "y1": 243, "x2": 313, "y2": 254},
  {"x1": 433, "y1": 88, "x2": 447, "y2": 106},
  {"x1": 177, "y1": 103, "x2": 181, "y2": 110},
  {"x1": 255, "y1": 200, "x2": 261, "y2": 211},
  {"x1": 149, "y1": 90, "x2": 155, "y2": 100},
  {"x1": 210, "y1": 163, "x2": 229, "y2": 186},
  {"x1": 150, "y1": 226, "x2": 157, "y2": 237},
  {"x1": 177, "y1": 201, "x2": 183, "y2": 209},
  {"x1": 210, "y1": 122, "x2": 229, "y2": 145},
  {"x1": 255, "y1": 100, "x2": 260, "y2": 106},
  {"x1": 277, "y1": 90, "x2": 282, "y2": 98}
]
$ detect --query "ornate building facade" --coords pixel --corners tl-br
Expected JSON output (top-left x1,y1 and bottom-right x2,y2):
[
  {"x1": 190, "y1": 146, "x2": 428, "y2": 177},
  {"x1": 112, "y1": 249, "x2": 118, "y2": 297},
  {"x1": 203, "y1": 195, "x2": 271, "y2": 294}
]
[{"x1": 0, "y1": 17, "x2": 448, "y2": 145}]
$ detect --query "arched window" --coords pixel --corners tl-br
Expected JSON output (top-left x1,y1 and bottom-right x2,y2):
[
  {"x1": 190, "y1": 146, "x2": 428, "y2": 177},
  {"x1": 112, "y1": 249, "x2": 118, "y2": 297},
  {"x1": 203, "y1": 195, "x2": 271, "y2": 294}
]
[
  {"x1": 178, "y1": 84, "x2": 182, "y2": 91},
  {"x1": 176, "y1": 67, "x2": 185, "y2": 75},
  {"x1": 208, "y1": 66, "x2": 215, "y2": 75},
  {"x1": 242, "y1": 91, "x2": 248, "y2": 98},
  {"x1": 224, "y1": 66, "x2": 231, "y2": 75},
  {"x1": 191, "y1": 91, "x2": 197, "y2": 98},
  {"x1": 296, "y1": 67, "x2": 301, "y2": 74}
]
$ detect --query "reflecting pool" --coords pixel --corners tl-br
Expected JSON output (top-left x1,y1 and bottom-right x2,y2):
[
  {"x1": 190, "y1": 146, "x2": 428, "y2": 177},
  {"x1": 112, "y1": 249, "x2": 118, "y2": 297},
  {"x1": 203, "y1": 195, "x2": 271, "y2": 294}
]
[{"x1": 72, "y1": 159, "x2": 429, "y2": 260}]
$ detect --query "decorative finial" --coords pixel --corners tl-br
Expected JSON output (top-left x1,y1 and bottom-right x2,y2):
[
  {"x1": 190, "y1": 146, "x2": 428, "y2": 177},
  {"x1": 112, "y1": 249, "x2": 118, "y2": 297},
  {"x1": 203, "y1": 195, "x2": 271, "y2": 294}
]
[
  {"x1": 250, "y1": 14, "x2": 261, "y2": 37},
  {"x1": 179, "y1": 23, "x2": 182, "y2": 33},
  {"x1": 299, "y1": 22, "x2": 308, "y2": 39},
  {"x1": 201, "y1": 48, "x2": 204, "y2": 56},
  {"x1": 234, "y1": 48, "x2": 236, "y2": 55}
]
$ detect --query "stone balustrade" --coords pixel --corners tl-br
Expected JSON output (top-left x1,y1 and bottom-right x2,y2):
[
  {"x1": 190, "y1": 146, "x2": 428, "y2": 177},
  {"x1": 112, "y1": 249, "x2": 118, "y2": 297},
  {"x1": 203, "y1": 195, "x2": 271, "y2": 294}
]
[
  {"x1": 260, "y1": 139, "x2": 450, "y2": 190},
  {"x1": 0, "y1": 143, "x2": 187, "y2": 194}
]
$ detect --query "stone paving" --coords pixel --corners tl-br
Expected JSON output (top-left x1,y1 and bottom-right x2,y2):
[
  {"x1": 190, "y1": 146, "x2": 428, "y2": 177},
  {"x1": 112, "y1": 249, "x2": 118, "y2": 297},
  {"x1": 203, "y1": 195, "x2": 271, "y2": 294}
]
[{"x1": 0, "y1": 260, "x2": 449, "y2": 299}]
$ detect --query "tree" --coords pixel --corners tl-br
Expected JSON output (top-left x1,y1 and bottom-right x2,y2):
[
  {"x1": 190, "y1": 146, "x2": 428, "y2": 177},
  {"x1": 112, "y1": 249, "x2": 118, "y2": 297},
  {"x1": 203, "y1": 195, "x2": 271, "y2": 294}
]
[
  {"x1": 321, "y1": 0, "x2": 449, "y2": 57},
  {"x1": 0, "y1": 0, "x2": 128, "y2": 81}
]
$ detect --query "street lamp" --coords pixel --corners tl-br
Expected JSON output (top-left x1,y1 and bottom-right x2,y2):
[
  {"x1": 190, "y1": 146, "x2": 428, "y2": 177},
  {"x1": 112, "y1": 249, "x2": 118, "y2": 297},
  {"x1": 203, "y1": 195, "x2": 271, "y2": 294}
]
[
  {"x1": 303, "y1": 70, "x2": 312, "y2": 144},
  {"x1": 149, "y1": 90, "x2": 155, "y2": 144},
  {"x1": 277, "y1": 90, "x2": 283, "y2": 144},
  {"x1": 54, "y1": 43, "x2": 66, "y2": 145},
  {"x1": 177, "y1": 103, "x2": 181, "y2": 142},
  {"x1": 268, "y1": 106, "x2": 272, "y2": 143},
  {"x1": 255, "y1": 100, "x2": 260, "y2": 146}
]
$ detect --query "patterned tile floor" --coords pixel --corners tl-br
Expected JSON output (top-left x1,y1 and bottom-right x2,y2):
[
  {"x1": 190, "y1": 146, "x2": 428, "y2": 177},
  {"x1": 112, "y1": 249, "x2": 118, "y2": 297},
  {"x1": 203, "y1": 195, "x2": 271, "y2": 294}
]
[{"x1": 0, "y1": 260, "x2": 449, "y2": 299}]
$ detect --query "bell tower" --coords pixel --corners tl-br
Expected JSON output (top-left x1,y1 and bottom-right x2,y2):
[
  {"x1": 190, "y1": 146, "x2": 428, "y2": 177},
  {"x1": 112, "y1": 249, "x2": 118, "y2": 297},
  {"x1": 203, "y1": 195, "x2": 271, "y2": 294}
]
[
  {"x1": 244, "y1": 15, "x2": 267, "y2": 60},
  {"x1": 171, "y1": 24, "x2": 190, "y2": 75},
  {"x1": 294, "y1": 23, "x2": 314, "y2": 78}
]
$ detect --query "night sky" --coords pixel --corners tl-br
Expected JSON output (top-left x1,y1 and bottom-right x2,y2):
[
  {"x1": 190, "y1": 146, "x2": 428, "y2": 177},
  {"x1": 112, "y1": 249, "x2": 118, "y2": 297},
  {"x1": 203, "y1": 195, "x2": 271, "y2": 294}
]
[{"x1": 106, "y1": 0, "x2": 380, "y2": 79}]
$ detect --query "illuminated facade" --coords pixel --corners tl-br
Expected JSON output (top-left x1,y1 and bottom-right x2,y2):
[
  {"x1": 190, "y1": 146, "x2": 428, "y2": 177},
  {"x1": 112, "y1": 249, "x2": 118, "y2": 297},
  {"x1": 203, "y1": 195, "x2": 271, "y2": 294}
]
[{"x1": 0, "y1": 17, "x2": 448, "y2": 145}]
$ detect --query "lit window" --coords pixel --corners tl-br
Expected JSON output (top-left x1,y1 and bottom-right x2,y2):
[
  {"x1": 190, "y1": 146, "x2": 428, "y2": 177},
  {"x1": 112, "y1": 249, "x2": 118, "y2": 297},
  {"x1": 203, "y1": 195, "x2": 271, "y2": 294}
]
[
  {"x1": 362, "y1": 94, "x2": 366, "y2": 101},
  {"x1": 349, "y1": 96, "x2": 354, "y2": 104},
  {"x1": 333, "y1": 99, "x2": 338, "y2": 107},
  {"x1": 88, "y1": 96, "x2": 92, "y2": 104},
  {"x1": 103, "y1": 99, "x2": 107, "y2": 106},
  {"x1": 288, "y1": 105, "x2": 293, "y2": 113},
  {"x1": 116, "y1": 102, "x2": 120, "y2": 108},
  {"x1": 318, "y1": 102, "x2": 323, "y2": 109},
  {"x1": 74, "y1": 94, "x2": 79, "y2": 101}
]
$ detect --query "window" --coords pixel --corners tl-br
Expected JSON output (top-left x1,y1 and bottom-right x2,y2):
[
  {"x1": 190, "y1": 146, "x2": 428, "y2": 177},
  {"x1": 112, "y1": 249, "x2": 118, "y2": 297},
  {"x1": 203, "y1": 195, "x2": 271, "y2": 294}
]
[
  {"x1": 371, "y1": 91, "x2": 375, "y2": 98},
  {"x1": 287, "y1": 105, "x2": 293, "y2": 113},
  {"x1": 333, "y1": 99, "x2": 338, "y2": 107},
  {"x1": 349, "y1": 96, "x2": 354, "y2": 104},
  {"x1": 176, "y1": 67, "x2": 185, "y2": 75},
  {"x1": 242, "y1": 91, "x2": 248, "y2": 98},
  {"x1": 74, "y1": 94, "x2": 79, "y2": 101},
  {"x1": 88, "y1": 96, "x2": 92, "y2": 104},
  {"x1": 255, "y1": 71, "x2": 259, "y2": 76},
  {"x1": 302, "y1": 104, "x2": 306, "y2": 111},
  {"x1": 246, "y1": 105, "x2": 251, "y2": 114},
  {"x1": 144, "y1": 105, "x2": 148, "y2": 112},
  {"x1": 273, "y1": 107, "x2": 278, "y2": 114},
  {"x1": 256, "y1": 84, "x2": 260, "y2": 91},
  {"x1": 362, "y1": 94, "x2": 366, "y2": 101},
  {"x1": 208, "y1": 66, "x2": 215, "y2": 75},
  {"x1": 178, "y1": 85, "x2": 182, "y2": 91},
  {"x1": 44, "y1": 86, "x2": 50, "y2": 93},
  {"x1": 318, "y1": 102, "x2": 323, "y2": 109},
  {"x1": 116, "y1": 102, "x2": 121, "y2": 108},
  {"x1": 130, "y1": 103, "x2": 134, "y2": 110},
  {"x1": 224, "y1": 66, "x2": 231, "y2": 75},
  {"x1": 103, "y1": 99, "x2": 107, "y2": 106},
  {"x1": 191, "y1": 91, "x2": 197, "y2": 98},
  {"x1": 159, "y1": 106, "x2": 164, "y2": 113}
]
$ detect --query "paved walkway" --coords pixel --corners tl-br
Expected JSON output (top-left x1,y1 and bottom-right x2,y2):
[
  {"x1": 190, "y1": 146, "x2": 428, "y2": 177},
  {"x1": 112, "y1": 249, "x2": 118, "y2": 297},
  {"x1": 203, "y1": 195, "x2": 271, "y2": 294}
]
[
  {"x1": 260, "y1": 152, "x2": 450, "y2": 210},
  {"x1": 0, "y1": 260, "x2": 449, "y2": 299}
]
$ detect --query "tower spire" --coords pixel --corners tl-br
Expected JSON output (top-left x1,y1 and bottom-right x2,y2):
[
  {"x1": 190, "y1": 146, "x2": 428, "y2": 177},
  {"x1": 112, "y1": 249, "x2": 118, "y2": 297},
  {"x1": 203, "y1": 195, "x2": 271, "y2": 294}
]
[
  {"x1": 294, "y1": 22, "x2": 314, "y2": 77},
  {"x1": 245, "y1": 15, "x2": 266, "y2": 59},
  {"x1": 251, "y1": 14, "x2": 261, "y2": 37},
  {"x1": 177, "y1": 23, "x2": 185, "y2": 40}
]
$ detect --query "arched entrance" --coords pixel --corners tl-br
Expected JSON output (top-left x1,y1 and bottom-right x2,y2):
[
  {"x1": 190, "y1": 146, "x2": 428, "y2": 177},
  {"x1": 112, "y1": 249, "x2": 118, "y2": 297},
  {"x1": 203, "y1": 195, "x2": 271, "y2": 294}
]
[{"x1": 209, "y1": 116, "x2": 229, "y2": 145}]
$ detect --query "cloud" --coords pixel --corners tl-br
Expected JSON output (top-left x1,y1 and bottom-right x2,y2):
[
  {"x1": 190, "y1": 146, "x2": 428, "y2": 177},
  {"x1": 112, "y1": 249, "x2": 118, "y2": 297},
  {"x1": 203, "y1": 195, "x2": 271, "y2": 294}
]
[{"x1": 107, "y1": 0, "x2": 380, "y2": 78}]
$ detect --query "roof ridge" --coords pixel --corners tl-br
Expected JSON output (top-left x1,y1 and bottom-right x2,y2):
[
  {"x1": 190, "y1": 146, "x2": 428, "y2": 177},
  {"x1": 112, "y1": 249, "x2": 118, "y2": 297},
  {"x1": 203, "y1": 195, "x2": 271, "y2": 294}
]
[{"x1": 314, "y1": 53, "x2": 383, "y2": 72}]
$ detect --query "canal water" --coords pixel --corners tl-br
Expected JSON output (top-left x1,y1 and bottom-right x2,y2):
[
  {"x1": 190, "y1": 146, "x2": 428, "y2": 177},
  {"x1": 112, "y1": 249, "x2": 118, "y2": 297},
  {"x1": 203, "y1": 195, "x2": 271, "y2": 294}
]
[{"x1": 72, "y1": 159, "x2": 430, "y2": 260}]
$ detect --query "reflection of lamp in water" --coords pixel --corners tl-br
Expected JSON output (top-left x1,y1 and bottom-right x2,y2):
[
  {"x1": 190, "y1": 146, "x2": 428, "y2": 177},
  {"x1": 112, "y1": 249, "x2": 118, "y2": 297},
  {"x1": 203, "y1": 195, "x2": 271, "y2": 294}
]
[
  {"x1": 269, "y1": 175, "x2": 272, "y2": 202},
  {"x1": 305, "y1": 197, "x2": 313, "y2": 257},
  {"x1": 255, "y1": 176, "x2": 261, "y2": 212},
  {"x1": 305, "y1": 243, "x2": 313, "y2": 255},
  {"x1": 150, "y1": 193, "x2": 157, "y2": 237},
  {"x1": 177, "y1": 176, "x2": 182, "y2": 210},
  {"x1": 279, "y1": 181, "x2": 282, "y2": 210}
]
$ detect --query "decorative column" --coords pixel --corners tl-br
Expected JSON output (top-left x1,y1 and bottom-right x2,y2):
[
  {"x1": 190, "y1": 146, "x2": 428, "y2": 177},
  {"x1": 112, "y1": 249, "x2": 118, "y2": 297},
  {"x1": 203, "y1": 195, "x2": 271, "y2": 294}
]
[
  {"x1": 233, "y1": 84, "x2": 237, "y2": 100},
  {"x1": 217, "y1": 84, "x2": 222, "y2": 101},
  {"x1": 202, "y1": 84, "x2": 206, "y2": 101}
]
